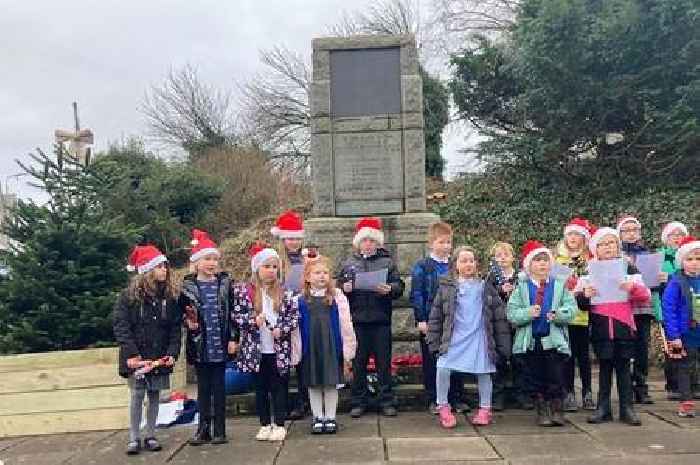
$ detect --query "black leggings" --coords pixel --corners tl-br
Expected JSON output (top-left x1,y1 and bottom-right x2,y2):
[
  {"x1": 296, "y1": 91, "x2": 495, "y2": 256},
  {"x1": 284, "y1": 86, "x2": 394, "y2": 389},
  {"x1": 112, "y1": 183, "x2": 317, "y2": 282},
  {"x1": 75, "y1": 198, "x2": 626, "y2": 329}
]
[
  {"x1": 196, "y1": 362, "x2": 226, "y2": 437},
  {"x1": 566, "y1": 325, "x2": 592, "y2": 395},
  {"x1": 255, "y1": 354, "x2": 289, "y2": 427}
]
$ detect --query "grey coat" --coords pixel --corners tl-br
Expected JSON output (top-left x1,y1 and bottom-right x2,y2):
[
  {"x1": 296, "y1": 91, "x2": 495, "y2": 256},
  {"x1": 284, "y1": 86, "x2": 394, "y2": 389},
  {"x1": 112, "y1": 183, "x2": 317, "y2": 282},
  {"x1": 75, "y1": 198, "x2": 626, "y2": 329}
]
[{"x1": 426, "y1": 276, "x2": 512, "y2": 363}]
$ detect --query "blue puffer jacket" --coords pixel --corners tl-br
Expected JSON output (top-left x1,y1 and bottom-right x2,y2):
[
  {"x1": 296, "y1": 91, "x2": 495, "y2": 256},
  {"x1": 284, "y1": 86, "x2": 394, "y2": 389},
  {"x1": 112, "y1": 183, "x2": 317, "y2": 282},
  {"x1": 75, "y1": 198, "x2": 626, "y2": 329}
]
[
  {"x1": 662, "y1": 272, "x2": 698, "y2": 341},
  {"x1": 410, "y1": 257, "x2": 449, "y2": 324}
]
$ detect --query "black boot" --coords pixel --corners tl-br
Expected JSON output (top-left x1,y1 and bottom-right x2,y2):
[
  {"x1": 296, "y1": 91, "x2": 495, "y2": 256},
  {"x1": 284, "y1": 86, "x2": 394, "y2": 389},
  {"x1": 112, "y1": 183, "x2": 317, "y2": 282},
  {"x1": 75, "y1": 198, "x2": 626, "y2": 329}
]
[
  {"x1": 634, "y1": 384, "x2": 654, "y2": 405},
  {"x1": 492, "y1": 393, "x2": 505, "y2": 412},
  {"x1": 211, "y1": 415, "x2": 227, "y2": 444},
  {"x1": 588, "y1": 360, "x2": 613, "y2": 424},
  {"x1": 550, "y1": 398, "x2": 566, "y2": 426},
  {"x1": 535, "y1": 396, "x2": 554, "y2": 427},
  {"x1": 189, "y1": 419, "x2": 212, "y2": 446},
  {"x1": 617, "y1": 358, "x2": 642, "y2": 426}
]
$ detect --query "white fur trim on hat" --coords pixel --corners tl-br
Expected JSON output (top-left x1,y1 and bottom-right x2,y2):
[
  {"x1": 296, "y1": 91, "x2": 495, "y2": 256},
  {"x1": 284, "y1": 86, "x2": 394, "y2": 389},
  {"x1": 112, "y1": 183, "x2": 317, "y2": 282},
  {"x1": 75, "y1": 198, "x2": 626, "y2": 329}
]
[
  {"x1": 138, "y1": 254, "x2": 168, "y2": 275},
  {"x1": 190, "y1": 247, "x2": 221, "y2": 263},
  {"x1": 661, "y1": 222, "x2": 688, "y2": 245},
  {"x1": 523, "y1": 247, "x2": 553, "y2": 273},
  {"x1": 352, "y1": 227, "x2": 384, "y2": 248},
  {"x1": 270, "y1": 227, "x2": 305, "y2": 239},
  {"x1": 589, "y1": 227, "x2": 620, "y2": 256},
  {"x1": 251, "y1": 248, "x2": 280, "y2": 273},
  {"x1": 564, "y1": 224, "x2": 591, "y2": 240},
  {"x1": 616, "y1": 216, "x2": 641, "y2": 233},
  {"x1": 676, "y1": 240, "x2": 700, "y2": 268}
]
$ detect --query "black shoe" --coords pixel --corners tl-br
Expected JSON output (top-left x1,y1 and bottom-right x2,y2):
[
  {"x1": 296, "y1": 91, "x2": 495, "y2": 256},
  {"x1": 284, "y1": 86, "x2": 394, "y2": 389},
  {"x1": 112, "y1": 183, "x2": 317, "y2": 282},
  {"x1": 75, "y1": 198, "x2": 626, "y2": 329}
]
[
  {"x1": 289, "y1": 406, "x2": 307, "y2": 420},
  {"x1": 587, "y1": 403, "x2": 613, "y2": 424},
  {"x1": 143, "y1": 437, "x2": 162, "y2": 452},
  {"x1": 550, "y1": 399, "x2": 566, "y2": 426},
  {"x1": 126, "y1": 440, "x2": 141, "y2": 455},
  {"x1": 324, "y1": 419, "x2": 337, "y2": 434},
  {"x1": 619, "y1": 405, "x2": 642, "y2": 426},
  {"x1": 211, "y1": 436, "x2": 228, "y2": 445},
  {"x1": 451, "y1": 401, "x2": 470, "y2": 413},
  {"x1": 350, "y1": 406, "x2": 365, "y2": 418},
  {"x1": 188, "y1": 422, "x2": 212, "y2": 446},
  {"x1": 381, "y1": 405, "x2": 398, "y2": 417},
  {"x1": 311, "y1": 417, "x2": 324, "y2": 434},
  {"x1": 492, "y1": 394, "x2": 505, "y2": 412}
]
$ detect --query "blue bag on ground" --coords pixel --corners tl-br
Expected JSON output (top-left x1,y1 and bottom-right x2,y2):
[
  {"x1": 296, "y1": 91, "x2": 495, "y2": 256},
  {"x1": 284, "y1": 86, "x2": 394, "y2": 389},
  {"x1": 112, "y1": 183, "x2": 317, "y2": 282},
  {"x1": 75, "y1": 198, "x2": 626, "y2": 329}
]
[{"x1": 225, "y1": 361, "x2": 254, "y2": 395}]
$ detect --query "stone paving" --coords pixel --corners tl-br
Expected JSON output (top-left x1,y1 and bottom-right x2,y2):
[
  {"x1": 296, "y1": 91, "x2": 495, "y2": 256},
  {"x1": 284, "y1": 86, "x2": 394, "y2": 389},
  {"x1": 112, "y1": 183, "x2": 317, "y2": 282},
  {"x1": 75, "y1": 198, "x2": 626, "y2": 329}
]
[{"x1": 1, "y1": 383, "x2": 699, "y2": 464}]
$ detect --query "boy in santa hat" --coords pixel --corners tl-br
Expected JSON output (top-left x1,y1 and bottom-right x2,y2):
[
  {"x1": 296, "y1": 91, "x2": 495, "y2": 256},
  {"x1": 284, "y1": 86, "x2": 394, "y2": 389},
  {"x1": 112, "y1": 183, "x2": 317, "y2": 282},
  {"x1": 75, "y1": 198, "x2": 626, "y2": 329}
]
[
  {"x1": 114, "y1": 245, "x2": 181, "y2": 455},
  {"x1": 583, "y1": 227, "x2": 651, "y2": 426},
  {"x1": 181, "y1": 229, "x2": 239, "y2": 446},
  {"x1": 337, "y1": 217, "x2": 405, "y2": 418},
  {"x1": 663, "y1": 236, "x2": 700, "y2": 417},
  {"x1": 507, "y1": 240, "x2": 577, "y2": 427}
]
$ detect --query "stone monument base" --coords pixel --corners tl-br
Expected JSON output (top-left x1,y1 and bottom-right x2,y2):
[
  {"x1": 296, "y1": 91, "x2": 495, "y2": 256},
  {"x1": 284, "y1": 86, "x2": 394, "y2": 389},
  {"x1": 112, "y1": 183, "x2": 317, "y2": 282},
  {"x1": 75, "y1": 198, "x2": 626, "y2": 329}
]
[{"x1": 306, "y1": 212, "x2": 440, "y2": 355}]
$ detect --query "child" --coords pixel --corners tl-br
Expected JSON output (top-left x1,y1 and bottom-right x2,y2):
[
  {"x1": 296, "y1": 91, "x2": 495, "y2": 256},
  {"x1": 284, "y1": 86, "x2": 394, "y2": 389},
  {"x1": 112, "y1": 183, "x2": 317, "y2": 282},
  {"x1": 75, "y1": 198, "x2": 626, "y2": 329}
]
[
  {"x1": 554, "y1": 218, "x2": 595, "y2": 412},
  {"x1": 271, "y1": 210, "x2": 309, "y2": 420},
  {"x1": 114, "y1": 245, "x2": 182, "y2": 455},
  {"x1": 507, "y1": 241, "x2": 577, "y2": 427},
  {"x1": 337, "y1": 217, "x2": 405, "y2": 418},
  {"x1": 410, "y1": 222, "x2": 467, "y2": 415},
  {"x1": 181, "y1": 229, "x2": 238, "y2": 445},
  {"x1": 428, "y1": 246, "x2": 512, "y2": 428},
  {"x1": 584, "y1": 227, "x2": 651, "y2": 426},
  {"x1": 298, "y1": 256, "x2": 357, "y2": 433},
  {"x1": 233, "y1": 243, "x2": 299, "y2": 442},
  {"x1": 617, "y1": 215, "x2": 656, "y2": 404},
  {"x1": 657, "y1": 222, "x2": 690, "y2": 399},
  {"x1": 485, "y1": 241, "x2": 524, "y2": 411},
  {"x1": 662, "y1": 236, "x2": 700, "y2": 417}
]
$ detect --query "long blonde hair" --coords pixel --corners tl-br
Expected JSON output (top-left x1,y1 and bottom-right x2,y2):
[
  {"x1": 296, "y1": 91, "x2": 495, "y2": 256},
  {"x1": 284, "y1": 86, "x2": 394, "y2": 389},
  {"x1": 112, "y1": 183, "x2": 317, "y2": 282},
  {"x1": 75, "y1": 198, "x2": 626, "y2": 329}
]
[
  {"x1": 302, "y1": 256, "x2": 335, "y2": 306},
  {"x1": 277, "y1": 238, "x2": 303, "y2": 283},
  {"x1": 253, "y1": 257, "x2": 282, "y2": 315},
  {"x1": 127, "y1": 267, "x2": 179, "y2": 304}
]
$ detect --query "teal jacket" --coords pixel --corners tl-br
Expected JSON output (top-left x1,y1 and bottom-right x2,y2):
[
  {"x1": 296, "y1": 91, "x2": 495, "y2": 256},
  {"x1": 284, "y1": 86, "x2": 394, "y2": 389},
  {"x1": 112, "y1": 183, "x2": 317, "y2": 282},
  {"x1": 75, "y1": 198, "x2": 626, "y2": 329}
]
[{"x1": 507, "y1": 274, "x2": 577, "y2": 355}]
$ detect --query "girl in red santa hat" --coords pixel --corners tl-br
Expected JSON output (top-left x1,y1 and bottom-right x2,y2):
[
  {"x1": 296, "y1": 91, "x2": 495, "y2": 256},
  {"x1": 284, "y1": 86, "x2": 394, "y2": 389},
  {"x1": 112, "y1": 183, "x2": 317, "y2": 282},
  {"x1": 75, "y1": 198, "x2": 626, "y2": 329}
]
[{"x1": 114, "y1": 245, "x2": 182, "y2": 455}]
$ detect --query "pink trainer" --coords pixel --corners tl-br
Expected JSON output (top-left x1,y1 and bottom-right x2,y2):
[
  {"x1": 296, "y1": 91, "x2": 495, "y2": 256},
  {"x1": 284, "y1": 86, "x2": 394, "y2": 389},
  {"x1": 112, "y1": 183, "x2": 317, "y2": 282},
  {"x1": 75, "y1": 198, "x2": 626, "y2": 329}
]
[
  {"x1": 470, "y1": 408, "x2": 493, "y2": 426},
  {"x1": 438, "y1": 405, "x2": 457, "y2": 428}
]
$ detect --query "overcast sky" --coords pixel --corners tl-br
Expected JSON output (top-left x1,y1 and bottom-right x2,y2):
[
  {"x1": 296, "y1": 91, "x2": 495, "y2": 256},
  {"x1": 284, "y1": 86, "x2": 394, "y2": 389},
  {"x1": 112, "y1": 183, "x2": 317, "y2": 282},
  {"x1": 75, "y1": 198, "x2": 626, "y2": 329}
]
[{"x1": 0, "y1": 0, "x2": 473, "y2": 200}]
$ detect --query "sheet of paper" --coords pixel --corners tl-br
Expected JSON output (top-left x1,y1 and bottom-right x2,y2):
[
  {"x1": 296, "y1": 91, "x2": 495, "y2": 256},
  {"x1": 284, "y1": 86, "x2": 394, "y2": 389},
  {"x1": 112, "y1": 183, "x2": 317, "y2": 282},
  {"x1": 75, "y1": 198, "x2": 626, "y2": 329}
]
[
  {"x1": 284, "y1": 264, "x2": 305, "y2": 291},
  {"x1": 635, "y1": 252, "x2": 663, "y2": 288},
  {"x1": 354, "y1": 268, "x2": 388, "y2": 291},
  {"x1": 550, "y1": 262, "x2": 573, "y2": 280},
  {"x1": 588, "y1": 258, "x2": 628, "y2": 304}
]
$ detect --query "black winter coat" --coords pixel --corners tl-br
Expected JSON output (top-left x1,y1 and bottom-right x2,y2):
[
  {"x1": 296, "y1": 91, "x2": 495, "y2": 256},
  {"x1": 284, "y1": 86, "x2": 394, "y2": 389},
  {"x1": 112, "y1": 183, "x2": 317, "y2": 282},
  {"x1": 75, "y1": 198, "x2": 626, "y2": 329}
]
[
  {"x1": 181, "y1": 272, "x2": 238, "y2": 365},
  {"x1": 427, "y1": 276, "x2": 512, "y2": 363},
  {"x1": 337, "y1": 248, "x2": 405, "y2": 325},
  {"x1": 113, "y1": 289, "x2": 182, "y2": 378}
]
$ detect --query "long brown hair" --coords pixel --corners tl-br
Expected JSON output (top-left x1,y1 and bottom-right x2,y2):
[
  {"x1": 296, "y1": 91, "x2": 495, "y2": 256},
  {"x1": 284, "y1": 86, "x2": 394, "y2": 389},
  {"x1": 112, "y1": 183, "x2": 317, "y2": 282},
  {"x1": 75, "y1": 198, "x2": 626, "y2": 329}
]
[
  {"x1": 252, "y1": 257, "x2": 282, "y2": 315},
  {"x1": 127, "y1": 266, "x2": 179, "y2": 304},
  {"x1": 450, "y1": 246, "x2": 480, "y2": 280},
  {"x1": 277, "y1": 238, "x2": 303, "y2": 283},
  {"x1": 302, "y1": 256, "x2": 335, "y2": 306}
]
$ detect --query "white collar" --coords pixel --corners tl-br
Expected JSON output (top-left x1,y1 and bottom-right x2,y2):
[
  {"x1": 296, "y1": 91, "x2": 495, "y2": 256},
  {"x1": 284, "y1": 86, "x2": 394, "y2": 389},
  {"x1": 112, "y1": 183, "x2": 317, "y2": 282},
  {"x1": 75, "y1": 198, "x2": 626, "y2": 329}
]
[
  {"x1": 430, "y1": 253, "x2": 450, "y2": 264},
  {"x1": 310, "y1": 288, "x2": 326, "y2": 297},
  {"x1": 529, "y1": 277, "x2": 550, "y2": 286}
]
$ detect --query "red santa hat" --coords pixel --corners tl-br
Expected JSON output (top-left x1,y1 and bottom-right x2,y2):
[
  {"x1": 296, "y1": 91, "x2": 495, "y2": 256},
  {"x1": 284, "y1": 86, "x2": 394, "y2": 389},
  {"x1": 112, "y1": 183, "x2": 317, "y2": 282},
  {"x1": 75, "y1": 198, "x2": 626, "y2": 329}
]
[
  {"x1": 588, "y1": 226, "x2": 620, "y2": 256},
  {"x1": 616, "y1": 215, "x2": 641, "y2": 234},
  {"x1": 353, "y1": 217, "x2": 384, "y2": 248},
  {"x1": 189, "y1": 229, "x2": 220, "y2": 262},
  {"x1": 127, "y1": 245, "x2": 167, "y2": 274},
  {"x1": 661, "y1": 222, "x2": 689, "y2": 245},
  {"x1": 270, "y1": 210, "x2": 305, "y2": 239},
  {"x1": 249, "y1": 242, "x2": 280, "y2": 273},
  {"x1": 521, "y1": 240, "x2": 553, "y2": 272},
  {"x1": 676, "y1": 236, "x2": 700, "y2": 268},
  {"x1": 563, "y1": 217, "x2": 592, "y2": 241}
]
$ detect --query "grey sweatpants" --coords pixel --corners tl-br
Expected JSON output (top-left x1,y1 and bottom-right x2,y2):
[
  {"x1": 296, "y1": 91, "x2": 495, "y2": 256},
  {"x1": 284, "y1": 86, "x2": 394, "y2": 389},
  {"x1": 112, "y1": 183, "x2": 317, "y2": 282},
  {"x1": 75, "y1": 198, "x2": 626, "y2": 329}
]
[{"x1": 129, "y1": 387, "x2": 160, "y2": 442}]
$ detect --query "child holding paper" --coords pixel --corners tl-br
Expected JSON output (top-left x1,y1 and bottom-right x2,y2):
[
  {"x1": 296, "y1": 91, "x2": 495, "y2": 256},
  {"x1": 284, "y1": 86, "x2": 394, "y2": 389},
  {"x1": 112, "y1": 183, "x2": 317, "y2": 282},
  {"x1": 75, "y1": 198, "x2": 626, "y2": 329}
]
[
  {"x1": 337, "y1": 217, "x2": 405, "y2": 418},
  {"x1": 555, "y1": 218, "x2": 595, "y2": 412},
  {"x1": 662, "y1": 236, "x2": 700, "y2": 417},
  {"x1": 507, "y1": 241, "x2": 577, "y2": 427},
  {"x1": 583, "y1": 227, "x2": 651, "y2": 426},
  {"x1": 271, "y1": 210, "x2": 309, "y2": 420},
  {"x1": 617, "y1": 215, "x2": 656, "y2": 404},
  {"x1": 428, "y1": 246, "x2": 511, "y2": 428}
]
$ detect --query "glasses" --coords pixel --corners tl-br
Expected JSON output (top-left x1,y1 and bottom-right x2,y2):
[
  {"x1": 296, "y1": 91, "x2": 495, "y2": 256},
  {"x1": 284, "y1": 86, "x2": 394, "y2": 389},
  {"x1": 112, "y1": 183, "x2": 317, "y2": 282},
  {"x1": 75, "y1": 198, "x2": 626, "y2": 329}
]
[
  {"x1": 620, "y1": 228, "x2": 640, "y2": 233},
  {"x1": 598, "y1": 240, "x2": 618, "y2": 247}
]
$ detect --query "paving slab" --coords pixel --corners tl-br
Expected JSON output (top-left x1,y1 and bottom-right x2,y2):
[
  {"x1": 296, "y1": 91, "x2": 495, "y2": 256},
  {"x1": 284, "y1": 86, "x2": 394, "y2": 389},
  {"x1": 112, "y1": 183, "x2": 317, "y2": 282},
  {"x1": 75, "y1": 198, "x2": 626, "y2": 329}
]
[
  {"x1": 169, "y1": 440, "x2": 280, "y2": 465},
  {"x1": 2, "y1": 431, "x2": 113, "y2": 456},
  {"x1": 477, "y1": 412, "x2": 579, "y2": 435},
  {"x1": 567, "y1": 411, "x2": 677, "y2": 434},
  {"x1": 387, "y1": 437, "x2": 499, "y2": 461},
  {"x1": 0, "y1": 438, "x2": 26, "y2": 453},
  {"x1": 486, "y1": 432, "x2": 615, "y2": 459},
  {"x1": 645, "y1": 408, "x2": 700, "y2": 429},
  {"x1": 594, "y1": 430, "x2": 700, "y2": 455},
  {"x1": 0, "y1": 450, "x2": 75, "y2": 465},
  {"x1": 286, "y1": 414, "x2": 378, "y2": 439},
  {"x1": 276, "y1": 437, "x2": 384, "y2": 465},
  {"x1": 380, "y1": 411, "x2": 478, "y2": 437},
  {"x1": 508, "y1": 454, "x2": 700, "y2": 465}
]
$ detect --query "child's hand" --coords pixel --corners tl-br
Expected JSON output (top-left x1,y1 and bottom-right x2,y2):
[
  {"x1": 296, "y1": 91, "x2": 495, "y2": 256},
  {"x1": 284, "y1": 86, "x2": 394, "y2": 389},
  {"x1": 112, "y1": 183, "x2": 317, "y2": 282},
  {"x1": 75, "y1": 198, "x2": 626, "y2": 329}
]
[
  {"x1": 417, "y1": 322, "x2": 428, "y2": 335},
  {"x1": 185, "y1": 319, "x2": 199, "y2": 331},
  {"x1": 658, "y1": 272, "x2": 668, "y2": 284},
  {"x1": 619, "y1": 281, "x2": 634, "y2": 293},
  {"x1": 501, "y1": 283, "x2": 514, "y2": 294},
  {"x1": 343, "y1": 282, "x2": 353, "y2": 293},
  {"x1": 127, "y1": 356, "x2": 144, "y2": 369},
  {"x1": 272, "y1": 328, "x2": 281, "y2": 339},
  {"x1": 375, "y1": 284, "x2": 392, "y2": 295},
  {"x1": 546, "y1": 311, "x2": 556, "y2": 322},
  {"x1": 583, "y1": 285, "x2": 597, "y2": 298},
  {"x1": 255, "y1": 315, "x2": 266, "y2": 328},
  {"x1": 228, "y1": 341, "x2": 239, "y2": 355},
  {"x1": 670, "y1": 338, "x2": 683, "y2": 349},
  {"x1": 344, "y1": 361, "x2": 353, "y2": 381},
  {"x1": 529, "y1": 305, "x2": 541, "y2": 318}
]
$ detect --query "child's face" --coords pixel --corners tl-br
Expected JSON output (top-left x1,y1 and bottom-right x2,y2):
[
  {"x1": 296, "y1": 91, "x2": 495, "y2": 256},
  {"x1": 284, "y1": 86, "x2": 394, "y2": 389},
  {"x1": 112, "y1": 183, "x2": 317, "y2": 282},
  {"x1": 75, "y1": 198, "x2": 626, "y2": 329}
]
[
  {"x1": 666, "y1": 228, "x2": 685, "y2": 249},
  {"x1": 152, "y1": 262, "x2": 168, "y2": 282},
  {"x1": 619, "y1": 221, "x2": 641, "y2": 243},
  {"x1": 455, "y1": 250, "x2": 477, "y2": 277},
  {"x1": 307, "y1": 264, "x2": 330, "y2": 289},
  {"x1": 430, "y1": 234, "x2": 453, "y2": 259},
  {"x1": 494, "y1": 247, "x2": 514, "y2": 269},
  {"x1": 359, "y1": 238, "x2": 378, "y2": 255},
  {"x1": 283, "y1": 238, "x2": 302, "y2": 253},
  {"x1": 565, "y1": 232, "x2": 585, "y2": 251},
  {"x1": 196, "y1": 254, "x2": 219, "y2": 277},
  {"x1": 683, "y1": 250, "x2": 700, "y2": 276},
  {"x1": 529, "y1": 254, "x2": 551, "y2": 278},
  {"x1": 258, "y1": 258, "x2": 279, "y2": 284},
  {"x1": 596, "y1": 235, "x2": 621, "y2": 260}
]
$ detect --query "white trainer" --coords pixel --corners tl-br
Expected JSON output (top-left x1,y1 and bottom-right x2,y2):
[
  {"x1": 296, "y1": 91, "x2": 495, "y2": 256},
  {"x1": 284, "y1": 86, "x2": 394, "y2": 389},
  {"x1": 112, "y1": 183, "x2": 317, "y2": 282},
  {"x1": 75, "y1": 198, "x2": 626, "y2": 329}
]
[
  {"x1": 269, "y1": 425, "x2": 287, "y2": 441},
  {"x1": 255, "y1": 425, "x2": 273, "y2": 441}
]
